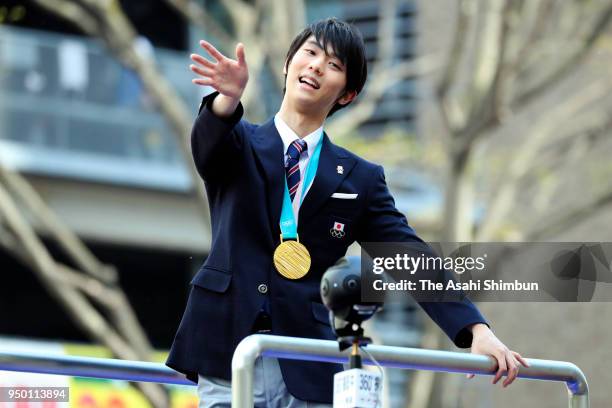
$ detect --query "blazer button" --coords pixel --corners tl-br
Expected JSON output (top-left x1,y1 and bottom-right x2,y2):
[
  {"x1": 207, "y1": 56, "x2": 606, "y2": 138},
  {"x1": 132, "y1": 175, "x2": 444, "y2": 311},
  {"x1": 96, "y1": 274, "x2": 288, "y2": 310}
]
[{"x1": 258, "y1": 284, "x2": 268, "y2": 294}]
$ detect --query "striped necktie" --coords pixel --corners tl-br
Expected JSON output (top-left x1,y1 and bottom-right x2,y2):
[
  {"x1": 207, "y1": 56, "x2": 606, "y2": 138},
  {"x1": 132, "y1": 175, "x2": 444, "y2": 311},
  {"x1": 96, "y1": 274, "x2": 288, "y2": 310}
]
[{"x1": 285, "y1": 139, "x2": 308, "y2": 202}]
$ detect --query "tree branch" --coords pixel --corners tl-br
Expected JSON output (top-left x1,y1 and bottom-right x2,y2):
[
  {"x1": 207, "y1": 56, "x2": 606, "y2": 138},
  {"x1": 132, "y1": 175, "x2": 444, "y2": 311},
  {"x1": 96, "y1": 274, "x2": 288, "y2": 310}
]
[
  {"x1": 453, "y1": 0, "x2": 509, "y2": 150},
  {"x1": 475, "y1": 78, "x2": 612, "y2": 240},
  {"x1": 0, "y1": 181, "x2": 168, "y2": 406},
  {"x1": 163, "y1": 0, "x2": 234, "y2": 48},
  {"x1": 326, "y1": 54, "x2": 441, "y2": 136},
  {"x1": 513, "y1": 2, "x2": 612, "y2": 108},
  {"x1": 436, "y1": 0, "x2": 473, "y2": 112},
  {"x1": 30, "y1": 0, "x2": 98, "y2": 35},
  {"x1": 525, "y1": 190, "x2": 612, "y2": 241},
  {"x1": 0, "y1": 166, "x2": 117, "y2": 284}
]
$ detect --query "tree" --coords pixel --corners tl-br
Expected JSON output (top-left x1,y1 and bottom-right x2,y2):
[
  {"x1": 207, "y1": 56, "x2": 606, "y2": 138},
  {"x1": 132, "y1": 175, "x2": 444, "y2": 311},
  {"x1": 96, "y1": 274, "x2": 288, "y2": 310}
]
[
  {"x1": 427, "y1": 0, "x2": 612, "y2": 242},
  {"x1": 408, "y1": 1, "x2": 612, "y2": 406}
]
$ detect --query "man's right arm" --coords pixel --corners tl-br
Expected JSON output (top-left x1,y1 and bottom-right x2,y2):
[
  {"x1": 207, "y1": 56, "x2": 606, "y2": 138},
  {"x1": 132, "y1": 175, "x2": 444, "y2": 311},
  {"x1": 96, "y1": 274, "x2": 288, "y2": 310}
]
[
  {"x1": 191, "y1": 92, "x2": 244, "y2": 181},
  {"x1": 189, "y1": 40, "x2": 249, "y2": 180}
]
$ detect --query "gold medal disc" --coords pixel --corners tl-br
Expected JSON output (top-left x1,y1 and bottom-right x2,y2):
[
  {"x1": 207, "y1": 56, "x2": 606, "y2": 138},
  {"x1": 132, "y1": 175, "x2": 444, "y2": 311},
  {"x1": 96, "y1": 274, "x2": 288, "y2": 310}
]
[{"x1": 273, "y1": 239, "x2": 311, "y2": 279}]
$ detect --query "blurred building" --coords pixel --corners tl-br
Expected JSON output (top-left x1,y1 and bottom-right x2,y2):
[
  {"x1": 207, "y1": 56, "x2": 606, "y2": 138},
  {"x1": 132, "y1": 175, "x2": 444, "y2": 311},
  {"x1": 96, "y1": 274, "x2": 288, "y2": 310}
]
[{"x1": 0, "y1": 23, "x2": 207, "y2": 350}]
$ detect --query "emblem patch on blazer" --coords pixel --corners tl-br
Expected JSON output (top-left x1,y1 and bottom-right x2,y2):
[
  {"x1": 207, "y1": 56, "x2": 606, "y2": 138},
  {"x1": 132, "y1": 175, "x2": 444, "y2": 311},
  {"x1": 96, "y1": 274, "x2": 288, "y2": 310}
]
[
  {"x1": 330, "y1": 221, "x2": 346, "y2": 238},
  {"x1": 337, "y1": 165, "x2": 344, "y2": 174}
]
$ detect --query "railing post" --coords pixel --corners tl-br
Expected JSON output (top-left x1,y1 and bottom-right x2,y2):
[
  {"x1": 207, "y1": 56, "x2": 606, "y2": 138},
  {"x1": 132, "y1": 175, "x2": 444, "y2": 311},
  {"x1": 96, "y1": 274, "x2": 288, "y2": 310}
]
[
  {"x1": 565, "y1": 363, "x2": 589, "y2": 408},
  {"x1": 568, "y1": 393, "x2": 589, "y2": 408},
  {"x1": 231, "y1": 336, "x2": 260, "y2": 408}
]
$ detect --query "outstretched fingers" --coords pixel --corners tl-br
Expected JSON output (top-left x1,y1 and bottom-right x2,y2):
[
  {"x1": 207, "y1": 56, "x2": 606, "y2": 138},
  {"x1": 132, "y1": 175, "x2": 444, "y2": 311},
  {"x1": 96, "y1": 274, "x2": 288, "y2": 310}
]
[
  {"x1": 190, "y1": 53, "x2": 215, "y2": 69},
  {"x1": 190, "y1": 46, "x2": 218, "y2": 87},
  {"x1": 190, "y1": 40, "x2": 248, "y2": 96},
  {"x1": 235, "y1": 42, "x2": 247, "y2": 67},
  {"x1": 192, "y1": 77, "x2": 214, "y2": 86},
  {"x1": 200, "y1": 40, "x2": 226, "y2": 62},
  {"x1": 190, "y1": 64, "x2": 213, "y2": 78}
]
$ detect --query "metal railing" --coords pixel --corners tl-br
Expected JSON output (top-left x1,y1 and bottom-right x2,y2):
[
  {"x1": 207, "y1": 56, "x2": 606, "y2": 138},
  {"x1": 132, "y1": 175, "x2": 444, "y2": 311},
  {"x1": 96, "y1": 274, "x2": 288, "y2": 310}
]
[
  {"x1": 0, "y1": 335, "x2": 589, "y2": 407},
  {"x1": 231, "y1": 335, "x2": 588, "y2": 408},
  {"x1": 0, "y1": 349, "x2": 191, "y2": 385}
]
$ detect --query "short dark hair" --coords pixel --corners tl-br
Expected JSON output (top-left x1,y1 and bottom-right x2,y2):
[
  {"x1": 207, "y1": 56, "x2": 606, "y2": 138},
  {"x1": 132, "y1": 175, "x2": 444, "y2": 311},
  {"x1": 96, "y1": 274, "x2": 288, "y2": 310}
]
[{"x1": 284, "y1": 18, "x2": 368, "y2": 117}]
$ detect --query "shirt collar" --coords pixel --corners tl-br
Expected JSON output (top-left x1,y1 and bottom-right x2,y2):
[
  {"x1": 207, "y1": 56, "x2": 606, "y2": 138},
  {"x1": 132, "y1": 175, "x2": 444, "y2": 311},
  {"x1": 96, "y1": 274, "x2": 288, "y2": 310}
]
[{"x1": 274, "y1": 113, "x2": 323, "y2": 158}]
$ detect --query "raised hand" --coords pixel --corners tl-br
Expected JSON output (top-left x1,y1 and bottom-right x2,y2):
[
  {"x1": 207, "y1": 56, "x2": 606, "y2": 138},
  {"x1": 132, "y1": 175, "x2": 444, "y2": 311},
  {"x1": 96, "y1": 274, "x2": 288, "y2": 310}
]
[{"x1": 190, "y1": 41, "x2": 248, "y2": 100}]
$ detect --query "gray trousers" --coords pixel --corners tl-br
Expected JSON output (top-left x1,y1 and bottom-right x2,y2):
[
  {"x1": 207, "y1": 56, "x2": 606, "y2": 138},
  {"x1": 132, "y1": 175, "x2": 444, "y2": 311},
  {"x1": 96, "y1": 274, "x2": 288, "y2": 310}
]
[{"x1": 197, "y1": 357, "x2": 332, "y2": 408}]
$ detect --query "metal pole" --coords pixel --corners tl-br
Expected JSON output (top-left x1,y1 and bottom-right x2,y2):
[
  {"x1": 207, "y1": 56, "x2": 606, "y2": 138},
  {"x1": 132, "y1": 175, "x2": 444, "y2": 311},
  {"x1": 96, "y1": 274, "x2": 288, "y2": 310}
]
[
  {"x1": 0, "y1": 349, "x2": 192, "y2": 385},
  {"x1": 231, "y1": 334, "x2": 589, "y2": 408}
]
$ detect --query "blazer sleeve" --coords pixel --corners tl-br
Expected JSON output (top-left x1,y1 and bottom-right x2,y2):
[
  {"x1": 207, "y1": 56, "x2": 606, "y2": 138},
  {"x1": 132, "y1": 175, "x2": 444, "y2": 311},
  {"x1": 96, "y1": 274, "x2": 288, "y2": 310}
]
[
  {"x1": 357, "y1": 165, "x2": 488, "y2": 348},
  {"x1": 191, "y1": 91, "x2": 245, "y2": 181}
]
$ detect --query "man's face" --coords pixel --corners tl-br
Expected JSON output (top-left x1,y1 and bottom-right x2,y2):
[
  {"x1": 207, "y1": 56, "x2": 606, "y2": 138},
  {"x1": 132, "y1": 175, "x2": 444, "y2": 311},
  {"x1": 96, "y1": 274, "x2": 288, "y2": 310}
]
[{"x1": 284, "y1": 35, "x2": 356, "y2": 115}]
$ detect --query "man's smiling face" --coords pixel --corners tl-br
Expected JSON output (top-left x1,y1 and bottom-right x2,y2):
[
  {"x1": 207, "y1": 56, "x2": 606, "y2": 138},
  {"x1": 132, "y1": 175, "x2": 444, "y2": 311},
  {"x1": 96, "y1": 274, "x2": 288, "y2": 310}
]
[{"x1": 283, "y1": 35, "x2": 356, "y2": 116}]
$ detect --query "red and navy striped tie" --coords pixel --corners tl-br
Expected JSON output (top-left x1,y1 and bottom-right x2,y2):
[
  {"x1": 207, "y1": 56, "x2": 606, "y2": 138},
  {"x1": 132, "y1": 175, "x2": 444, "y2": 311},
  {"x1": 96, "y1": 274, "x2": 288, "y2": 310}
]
[{"x1": 285, "y1": 139, "x2": 308, "y2": 202}]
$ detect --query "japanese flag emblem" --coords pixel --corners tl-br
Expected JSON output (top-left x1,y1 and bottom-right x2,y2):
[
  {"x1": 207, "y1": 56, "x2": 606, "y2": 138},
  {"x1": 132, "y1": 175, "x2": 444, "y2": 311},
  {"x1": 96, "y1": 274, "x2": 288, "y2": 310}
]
[{"x1": 331, "y1": 221, "x2": 346, "y2": 238}]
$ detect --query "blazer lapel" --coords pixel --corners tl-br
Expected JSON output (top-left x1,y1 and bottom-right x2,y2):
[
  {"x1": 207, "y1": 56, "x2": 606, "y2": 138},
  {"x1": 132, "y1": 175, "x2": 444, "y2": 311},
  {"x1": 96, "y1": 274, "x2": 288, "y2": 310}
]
[
  {"x1": 299, "y1": 133, "x2": 356, "y2": 222},
  {"x1": 251, "y1": 118, "x2": 285, "y2": 239}
]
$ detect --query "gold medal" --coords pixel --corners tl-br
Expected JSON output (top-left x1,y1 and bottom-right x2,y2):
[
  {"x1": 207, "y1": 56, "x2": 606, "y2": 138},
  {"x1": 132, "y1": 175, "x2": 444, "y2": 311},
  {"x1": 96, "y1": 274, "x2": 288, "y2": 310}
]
[{"x1": 273, "y1": 234, "x2": 311, "y2": 279}]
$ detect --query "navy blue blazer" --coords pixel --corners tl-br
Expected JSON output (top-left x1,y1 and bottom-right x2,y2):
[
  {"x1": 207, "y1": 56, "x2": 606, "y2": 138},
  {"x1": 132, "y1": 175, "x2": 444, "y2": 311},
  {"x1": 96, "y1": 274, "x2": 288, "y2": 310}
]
[{"x1": 166, "y1": 92, "x2": 487, "y2": 403}]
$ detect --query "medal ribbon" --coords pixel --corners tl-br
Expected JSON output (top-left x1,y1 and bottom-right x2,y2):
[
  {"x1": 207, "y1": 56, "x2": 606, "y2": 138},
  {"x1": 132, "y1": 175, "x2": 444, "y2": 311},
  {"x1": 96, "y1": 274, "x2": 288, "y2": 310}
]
[{"x1": 279, "y1": 134, "x2": 323, "y2": 239}]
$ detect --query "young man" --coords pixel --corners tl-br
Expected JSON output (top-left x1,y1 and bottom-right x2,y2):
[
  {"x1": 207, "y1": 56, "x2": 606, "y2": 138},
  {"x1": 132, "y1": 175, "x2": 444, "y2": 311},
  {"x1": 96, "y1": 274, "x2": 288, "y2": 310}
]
[{"x1": 167, "y1": 18, "x2": 527, "y2": 407}]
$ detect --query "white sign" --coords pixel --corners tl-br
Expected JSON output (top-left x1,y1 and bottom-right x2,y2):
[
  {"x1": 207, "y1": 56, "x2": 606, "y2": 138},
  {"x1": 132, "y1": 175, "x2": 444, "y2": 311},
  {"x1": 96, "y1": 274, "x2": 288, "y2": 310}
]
[{"x1": 333, "y1": 368, "x2": 382, "y2": 408}]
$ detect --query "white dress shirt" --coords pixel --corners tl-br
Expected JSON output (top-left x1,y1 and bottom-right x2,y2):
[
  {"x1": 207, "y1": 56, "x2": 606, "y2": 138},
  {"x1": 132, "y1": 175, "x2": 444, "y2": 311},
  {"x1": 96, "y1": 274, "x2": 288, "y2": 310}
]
[{"x1": 274, "y1": 114, "x2": 323, "y2": 224}]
